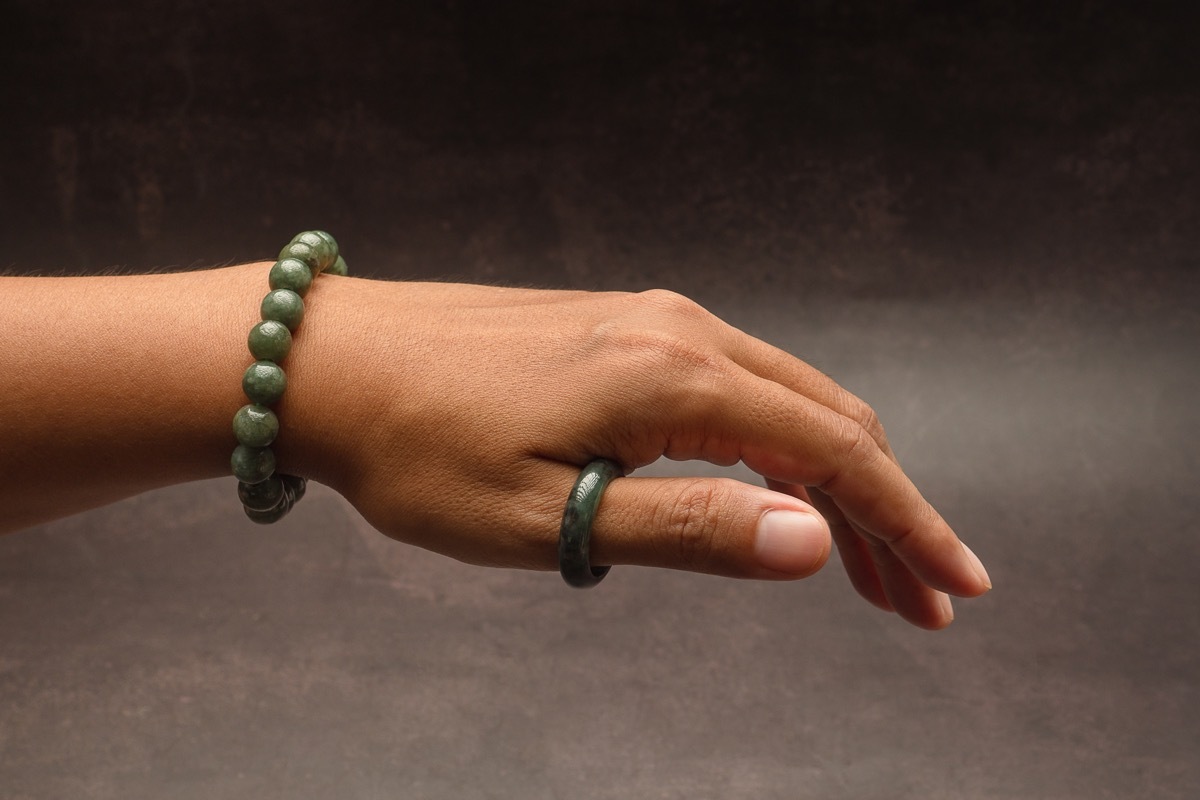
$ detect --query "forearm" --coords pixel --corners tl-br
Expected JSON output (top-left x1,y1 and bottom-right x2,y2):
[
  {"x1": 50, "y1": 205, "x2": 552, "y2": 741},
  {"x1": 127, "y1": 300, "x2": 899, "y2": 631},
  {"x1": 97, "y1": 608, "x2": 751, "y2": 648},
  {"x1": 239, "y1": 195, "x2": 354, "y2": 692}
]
[{"x1": 0, "y1": 262, "x2": 317, "y2": 533}]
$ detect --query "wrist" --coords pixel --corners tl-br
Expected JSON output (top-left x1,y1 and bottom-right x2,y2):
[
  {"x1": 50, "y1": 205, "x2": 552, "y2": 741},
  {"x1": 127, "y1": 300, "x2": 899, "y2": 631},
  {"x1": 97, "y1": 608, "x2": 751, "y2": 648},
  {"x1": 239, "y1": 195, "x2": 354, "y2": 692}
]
[{"x1": 260, "y1": 268, "x2": 371, "y2": 497}]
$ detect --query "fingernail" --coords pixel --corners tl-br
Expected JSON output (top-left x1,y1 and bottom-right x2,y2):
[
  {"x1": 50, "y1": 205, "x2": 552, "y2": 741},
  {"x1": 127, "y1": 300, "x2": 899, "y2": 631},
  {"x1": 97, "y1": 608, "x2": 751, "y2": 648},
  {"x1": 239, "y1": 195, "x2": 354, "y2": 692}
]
[
  {"x1": 755, "y1": 511, "x2": 827, "y2": 575},
  {"x1": 961, "y1": 542, "x2": 992, "y2": 590},
  {"x1": 939, "y1": 593, "x2": 955, "y2": 623}
]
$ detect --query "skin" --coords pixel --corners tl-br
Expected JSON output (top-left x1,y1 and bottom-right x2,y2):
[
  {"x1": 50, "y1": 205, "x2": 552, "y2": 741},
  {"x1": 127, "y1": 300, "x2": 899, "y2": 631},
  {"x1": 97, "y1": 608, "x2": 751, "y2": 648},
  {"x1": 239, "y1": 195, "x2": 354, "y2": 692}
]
[{"x1": 0, "y1": 262, "x2": 990, "y2": 629}]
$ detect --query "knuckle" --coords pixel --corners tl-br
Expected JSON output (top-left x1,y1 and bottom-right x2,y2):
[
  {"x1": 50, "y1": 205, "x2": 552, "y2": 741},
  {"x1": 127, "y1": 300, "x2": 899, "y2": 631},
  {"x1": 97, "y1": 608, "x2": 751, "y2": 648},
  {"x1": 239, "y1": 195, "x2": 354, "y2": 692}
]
[
  {"x1": 599, "y1": 290, "x2": 722, "y2": 371},
  {"x1": 821, "y1": 419, "x2": 880, "y2": 490},
  {"x1": 611, "y1": 328, "x2": 726, "y2": 383},
  {"x1": 660, "y1": 480, "x2": 728, "y2": 570},
  {"x1": 842, "y1": 424, "x2": 879, "y2": 470},
  {"x1": 591, "y1": 291, "x2": 730, "y2": 412},
  {"x1": 636, "y1": 288, "x2": 707, "y2": 320},
  {"x1": 846, "y1": 396, "x2": 888, "y2": 447}
]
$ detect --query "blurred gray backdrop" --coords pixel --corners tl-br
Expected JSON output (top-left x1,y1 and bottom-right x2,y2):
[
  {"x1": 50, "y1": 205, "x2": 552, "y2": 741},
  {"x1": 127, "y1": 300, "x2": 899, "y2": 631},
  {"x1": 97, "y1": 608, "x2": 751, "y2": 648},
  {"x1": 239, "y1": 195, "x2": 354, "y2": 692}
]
[{"x1": 2, "y1": 2, "x2": 1197, "y2": 798}]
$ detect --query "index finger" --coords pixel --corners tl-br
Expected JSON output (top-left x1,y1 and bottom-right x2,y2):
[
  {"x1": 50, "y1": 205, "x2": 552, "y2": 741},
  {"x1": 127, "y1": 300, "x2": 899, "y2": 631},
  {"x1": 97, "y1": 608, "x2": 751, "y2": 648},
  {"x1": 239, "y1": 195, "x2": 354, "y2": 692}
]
[
  {"x1": 719, "y1": 327, "x2": 899, "y2": 462},
  {"x1": 693, "y1": 367, "x2": 990, "y2": 598}
]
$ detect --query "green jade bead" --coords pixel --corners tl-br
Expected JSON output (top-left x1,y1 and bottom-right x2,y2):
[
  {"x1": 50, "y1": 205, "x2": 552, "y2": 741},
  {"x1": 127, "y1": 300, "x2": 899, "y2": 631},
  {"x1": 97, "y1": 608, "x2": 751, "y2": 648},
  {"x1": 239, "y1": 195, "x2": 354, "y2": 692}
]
[
  {"x1": 242, "y1": 360, "x2": 287, "y2": 405},
  {"x1": 278, "y1": 240, "x2": 319, "y2": 273},
  {"x1": 261, "y1": 289, "x2": 304, "y2": 331},
  {"x1": 309, "y1": 230, "x2": 339, "y2": 260},
  {"x1": 247, "y1": 320, "x2": 292, "y2": 362},
  {"x1": 231, "y1": 444, "x2": 276, "y2": 484},
  {"x1": 268, "y1": 258, "x2": 313, "y2": 297},
  {"x1": 233, "y1": 403, "x2": 279, "y2": 448},
  {"x1": 279, "y1": 238, "x2": 334, "y2": 275},
  {"x1": 287, "y1": 231, "x2": 338, "y2": 273},
  {"x1": 326, "y1": 254, "x2": 348, "y2": 276},
  {"x1": 238, "y1": 475, "x2": 285, "y2": 511}
]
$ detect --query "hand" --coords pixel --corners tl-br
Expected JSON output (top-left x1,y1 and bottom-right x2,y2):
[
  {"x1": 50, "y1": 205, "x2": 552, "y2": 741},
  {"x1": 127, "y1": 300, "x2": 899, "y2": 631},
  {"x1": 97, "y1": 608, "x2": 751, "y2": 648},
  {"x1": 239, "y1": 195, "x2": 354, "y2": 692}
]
[{"x1": 286, "y1": 281, "x2": 991, "y2": 629}]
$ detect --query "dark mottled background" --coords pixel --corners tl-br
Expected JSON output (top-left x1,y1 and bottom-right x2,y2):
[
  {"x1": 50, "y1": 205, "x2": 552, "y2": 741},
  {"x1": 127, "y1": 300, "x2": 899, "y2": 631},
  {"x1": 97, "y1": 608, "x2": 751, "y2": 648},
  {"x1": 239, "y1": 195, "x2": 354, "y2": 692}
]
[{"x1": 1, "y1": 2, "x2": 1197, "y2": 798}]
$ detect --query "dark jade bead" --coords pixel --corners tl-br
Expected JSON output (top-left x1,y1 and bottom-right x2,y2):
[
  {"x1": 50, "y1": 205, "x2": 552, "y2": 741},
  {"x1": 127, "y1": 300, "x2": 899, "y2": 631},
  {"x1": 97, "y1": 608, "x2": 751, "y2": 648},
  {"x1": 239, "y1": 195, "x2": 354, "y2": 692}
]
[
  {"x1": 279, "y1": 238, "x2": 335, "y2": 275},
  {"x1": 231, "y1": 445, "x2": 276, "y2": 484},
  {"x1": 268, "y1": 258, "x2": 313, "y2": 297},
  {"x1": 243, "y1": 494, "x2": 294, "y2": 524},
  {"x1": 242, "y1": 360, "x2": 287, "y2": 405},
  {"x1": 233, "y1": 403, "x2": 279, "y2": 448},
  {"x1": 280, "y1": 473, "x2": 307, "y2": 503},
  {"x1": 247, "y1": 320, "x2": 292, "y2": 362},
  {"x1": 278, "y1": 240, "x2": 319, "y2": 272},
  {"x1": 238, "y1": 475, "x2": 285, "y2": 511},
  {"x1": 309, "y1": 230, "x2": 339, "y2": 261},
  {"x1": 288, "y1": 231, "x2": 338, "y2": 273},
  {"x1": 261, "y1": 289, "x2": 304, "y2": 331},
  {"x1": 289, "y1": 231, "x2": 323, "y2": 247},
  {"x1": 326, "y1": 254, "x2": 348, "y2": 276}
]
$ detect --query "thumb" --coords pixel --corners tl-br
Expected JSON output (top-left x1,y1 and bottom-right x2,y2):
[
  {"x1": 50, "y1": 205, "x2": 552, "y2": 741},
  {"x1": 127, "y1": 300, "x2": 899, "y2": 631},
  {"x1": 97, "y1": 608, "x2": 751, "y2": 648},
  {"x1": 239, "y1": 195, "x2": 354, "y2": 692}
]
[{"x1": 586, "y1": 475, "x2": 832, "y2": 580}]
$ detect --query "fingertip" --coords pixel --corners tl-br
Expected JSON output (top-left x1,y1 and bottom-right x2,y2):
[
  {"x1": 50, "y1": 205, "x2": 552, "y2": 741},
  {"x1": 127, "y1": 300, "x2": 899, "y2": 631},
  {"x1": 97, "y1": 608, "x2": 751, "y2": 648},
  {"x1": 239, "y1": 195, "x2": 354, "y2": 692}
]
[
  {"x1": 938, "y1": 592, "x2": 955, "y2": 625},
  {"x1": 901, "y1": 594, "x2": 954, "y2": 631},
  {"x1": 894, "y1": 530, "x2": 993, "y2": 599},
  {"x1": 961, "y1": 541, "x2": 993, "y2": 592}
]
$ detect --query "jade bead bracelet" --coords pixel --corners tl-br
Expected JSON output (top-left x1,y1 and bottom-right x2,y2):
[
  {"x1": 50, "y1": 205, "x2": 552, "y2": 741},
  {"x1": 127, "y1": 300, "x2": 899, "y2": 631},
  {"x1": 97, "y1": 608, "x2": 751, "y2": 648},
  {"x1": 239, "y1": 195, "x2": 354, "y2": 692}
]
[{"x1": 231, "y1": 230, "x2": 347, "y2": 523}]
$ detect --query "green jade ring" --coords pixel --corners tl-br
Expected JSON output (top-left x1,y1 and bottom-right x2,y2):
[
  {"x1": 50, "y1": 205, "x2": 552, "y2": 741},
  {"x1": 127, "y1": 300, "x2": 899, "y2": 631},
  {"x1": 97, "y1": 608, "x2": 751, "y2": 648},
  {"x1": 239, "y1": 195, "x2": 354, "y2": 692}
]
[{"x1": 558, "y1": 458, "x2": 624, "y2": 588}]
